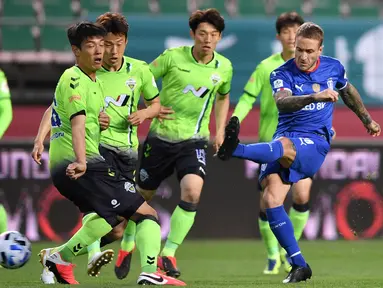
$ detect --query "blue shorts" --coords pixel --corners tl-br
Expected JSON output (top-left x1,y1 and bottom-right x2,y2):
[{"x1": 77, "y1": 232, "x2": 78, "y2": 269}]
[{"x1": 258, "y1": 132, "x2": 330, "y2": 185}]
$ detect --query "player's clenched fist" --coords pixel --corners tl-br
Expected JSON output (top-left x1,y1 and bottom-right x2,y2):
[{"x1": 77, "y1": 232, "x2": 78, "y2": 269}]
[
  {"x1": 66, "y1": 162, "x2": 87, "y2": 180},
  {"x1": 31, "y1": 141, "x2": 44, "y2": 165},
  {"x1": 314, "y1": 88, "x2": 339, "y2": 102},
  {"x1": 365, "y1": 120, "x2": 381, "y2": 137},
  {"x1": 99, "y1": 111, "x2": 110, "y2": 131}
]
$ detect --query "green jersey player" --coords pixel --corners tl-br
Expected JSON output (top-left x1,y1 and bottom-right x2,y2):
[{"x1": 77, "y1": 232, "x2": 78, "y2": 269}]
[
  {"x1": 134, "y1": 8, "x2": 232, "y2": 278},
  {"x1": 34, "y1": 21, "x2": 184, "y2": 286},
  {"x1": 232, "y1": 12, "x2": 311, "y2": 275},
  {"x1": 0, "y1": 69, "x2": 12, "y2": 235}
]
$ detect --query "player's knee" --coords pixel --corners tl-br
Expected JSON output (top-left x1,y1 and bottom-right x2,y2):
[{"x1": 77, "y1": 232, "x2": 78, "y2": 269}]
[
  {"x1": 134, "y1": 202, "x2": 158, "y2": 220},
  {"x1": 136, "y1": 185, "x2": 156, "y2": 202},
  {"x1": 178, "y1": 200, "x2": 198, "y2": 212},
  {"x1": 278, "y1": 137, "x2": 297, "y2": 163},
  {"x1": 262, "y1": 191, "x2": 284, "y2": 208},
  {"x1": 180, "y1": 175, "x2": 203, "y2": 204},
  {"x1": 108, "y1": 220, "x2": 127, "y2": 239}
]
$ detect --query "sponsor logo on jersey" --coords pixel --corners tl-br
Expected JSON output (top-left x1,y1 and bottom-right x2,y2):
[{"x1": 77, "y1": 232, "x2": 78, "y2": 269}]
[
  {"x1": 211, "y1": 74, "x2": 221, "y2": 85},
  {"x1": 104, "y1": 94, "x2": 129, "y2": 108},
  {"x1": 126, "y1": 78, "x2": 136, "y2": 91},
  {"x1": 312, "y1": 83, "x2": 321, "y2": 92},
  {"x1": 69, "y1": 95, "x2": 81, "y2": 103}
]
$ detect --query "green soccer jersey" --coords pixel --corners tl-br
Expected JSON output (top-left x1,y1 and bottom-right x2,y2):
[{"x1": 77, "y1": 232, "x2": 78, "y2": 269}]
[
  {"x1": 233, "y1": 53, "x2": 285, "y2": 142},
  {"x1": 149, "y1": 46, "x2": 233, "y2": 142},
  {"x1": 0, "y1": 69, "x2": 12, "y2": 138},
  {"x1": 98, "y1": 56, "x2": 159, "y2": 150},
  {"x1": 49, "y1": 66, "x2": 105, "y2": 168}
]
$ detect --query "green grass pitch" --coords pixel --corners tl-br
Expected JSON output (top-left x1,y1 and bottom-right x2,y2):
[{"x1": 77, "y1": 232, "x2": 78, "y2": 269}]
[{"x1": 1, "y1": 240, "x2": 383, "y2": 287}]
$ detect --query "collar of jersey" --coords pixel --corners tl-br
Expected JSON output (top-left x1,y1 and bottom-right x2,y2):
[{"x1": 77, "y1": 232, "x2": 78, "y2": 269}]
[
  {"x1": 101, "y1": 56, "x2": 126, "y2": 72},
  {"x1": 189, "y1": 46, "x2": 216, "y2": 66},
  {"x1": 75, "y1": 65, "x2": 97, "y2": 82}
]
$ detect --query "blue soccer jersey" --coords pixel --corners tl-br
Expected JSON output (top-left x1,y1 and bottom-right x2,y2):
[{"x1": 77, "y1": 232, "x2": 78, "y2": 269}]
[{"x1": 270, "y1": 56, "x2": 348, "y2": 141}]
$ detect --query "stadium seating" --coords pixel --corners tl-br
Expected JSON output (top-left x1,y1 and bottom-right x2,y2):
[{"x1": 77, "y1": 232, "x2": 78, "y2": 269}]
[
  {"x1": 43, "y1": 0, "x2": 74, "y2": 19},
  {"x1": 1, "y1": 25, "x2": 34, "y2": 50},
  {"x1": 121, "y1": 0, "x2": 151, "y2": 14},
  {"x1": 40, "y1": 25, "x2": 71, "y2": 51},
  {"x1": 2, "y1": 0, "x2": 35, "y2": 18}
]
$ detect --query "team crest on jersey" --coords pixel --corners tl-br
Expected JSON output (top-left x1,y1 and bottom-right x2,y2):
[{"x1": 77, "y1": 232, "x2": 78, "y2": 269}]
[
  {"x1": 312, "y1": 83, "x2": 321, "y2": 92},
  {"x1": 126, "y1": 78, "x2": 136, "y2": 91},
  {"x1": 327, "y1": 78, "x2": 334, "y2": 90},
  {"x1": 211, "y1": 74, "x2": 221, "y2": 86}
]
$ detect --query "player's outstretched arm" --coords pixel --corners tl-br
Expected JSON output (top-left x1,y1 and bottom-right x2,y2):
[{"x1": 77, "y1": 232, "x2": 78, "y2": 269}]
[
  {"x1": 274, "y1": 90, "x2": 317, "y2": 112},
  {"x1": 338, "y1": 83, "x2": 380, "y2": 136},
  {"x1": 338, "y1": 83, "x2": 371, "y2": 125},
  {"x1": 31, "y1": 105, "x2": 52, "y2": 165}
]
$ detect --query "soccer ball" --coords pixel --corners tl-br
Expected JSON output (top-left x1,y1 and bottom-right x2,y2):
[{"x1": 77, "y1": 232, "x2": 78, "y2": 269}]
[{"x1": 0, "y1": 231, "x2": 32, "y2": 269}]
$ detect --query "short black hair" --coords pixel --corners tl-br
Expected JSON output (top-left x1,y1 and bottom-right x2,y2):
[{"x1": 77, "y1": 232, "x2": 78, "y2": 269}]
[
  {"x1": 189, "y1": 8, "x2": 225, "y2": 33},
  {"x1": 276, "y1": 12, "x2": 304, "y2": 34},
  {"x1": 67, "y1": 21, "x2": 107, "y2": 48},
  {"x1": 96, "y1": 12, "x2": 129, "y2": 39},
  {"x1": 296, "y1": 22, "x2": 324, "y2": 46}
]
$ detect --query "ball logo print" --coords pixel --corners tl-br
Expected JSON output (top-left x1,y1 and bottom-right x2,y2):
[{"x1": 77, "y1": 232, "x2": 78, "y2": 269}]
[{"x1": 0, "y1": 231, "x2": 32, "y2": 269}]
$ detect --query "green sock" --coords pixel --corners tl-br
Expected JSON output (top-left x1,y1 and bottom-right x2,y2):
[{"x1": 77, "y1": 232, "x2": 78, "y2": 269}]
[
  {"x1": 82, "y1": 214, "x2": 102, "y2": 261},
  {"x1": 57, "y1": 213, "x2": 112, "y2": 262},
  {"x1": 258, "y1": 218, "x2": 279, "y2": 259},
  {"x1": 289, "y1": 207, "x2": 309, "y2": 240},
  {"x1": 136, "y1": 219, "x2": 161, "y2": 273},
  {"x1": 0, "y1": 205, "x2": 7, "y2": 234},
  {"x1": 121, "y1": 220, "x2": 136, "y2": 252},
  {"x1": 161, "y1": 206, "x2": 196, "y2": 257}
]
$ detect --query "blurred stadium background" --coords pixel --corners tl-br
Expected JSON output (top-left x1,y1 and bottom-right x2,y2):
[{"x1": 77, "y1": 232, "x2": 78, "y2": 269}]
[{"x1": 1, "y1": 1, "x2": 383, "y2": 286}]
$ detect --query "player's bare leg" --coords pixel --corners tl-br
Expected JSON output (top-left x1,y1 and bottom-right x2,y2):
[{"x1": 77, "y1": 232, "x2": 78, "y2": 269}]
[{"x1": 158, "y1": 174, "x2": 203, "y2": 278}]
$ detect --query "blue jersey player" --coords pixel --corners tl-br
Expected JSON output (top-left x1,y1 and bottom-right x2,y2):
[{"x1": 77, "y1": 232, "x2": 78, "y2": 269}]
[{"x1": 218, "y1": 22, "x2": 381, "y2": 284}]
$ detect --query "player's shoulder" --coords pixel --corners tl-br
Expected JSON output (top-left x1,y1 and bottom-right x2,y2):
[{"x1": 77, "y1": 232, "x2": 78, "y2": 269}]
[
  {"x1": 159, "y1": 46, "x2": 186, "y2": 58},
  {"x1": 319, "y1": 55, "x2": 344, "y2": 68},
  {"x1": 214, "y1": 51, "x2": 233, "y2": 70},
  {"x1": 0, "y1": 69, "x2": 5, "y2": 78},
  {"x1": 124, "y1": 56, "x2": 148, "y2": 67},
  {"x1": 59, "y1": 66, "x2": 82, "y2": 83},
  {"x1": 271, "y1": 58, "x2": 294, "y2": 75}
]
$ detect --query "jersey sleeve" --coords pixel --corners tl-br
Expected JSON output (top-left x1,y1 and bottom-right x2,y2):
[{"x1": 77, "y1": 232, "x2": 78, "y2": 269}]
[
  {"x1": 269, "y1": 69, "x2": 292, "y2": 95},
  {"x1": 0, "y1": 71, "x2": 11, "y2": 100},
  {"x1": 218, "y1": 63, "x2": 233, "y2": 95},
  {"x1": 149, "y1": 49, "x2": 172, "y2": 80},
  {"x1": 141, "y1": 63, "x2": 160, "y2": 101},
  {"x1": 335, "y1": 62, "x2": 348, "y2": 90},
  {"x1": 60, "y1": 75, "x2": 87, "y2": 120},
  {"x1": 243, "y1": 64, "x2": 265, "y2": 98},
  {"x1": 233, "y1": 65, "x2": 265, "y2": 122}
]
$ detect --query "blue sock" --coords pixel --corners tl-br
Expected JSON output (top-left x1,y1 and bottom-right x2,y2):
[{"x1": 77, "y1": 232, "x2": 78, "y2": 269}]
[
  {"x1": 232, "y1": 141, "x2": 283, "y2": 163},
  {"x1": 266, "y1": 205, "x2": 307, "y2": 267}
]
